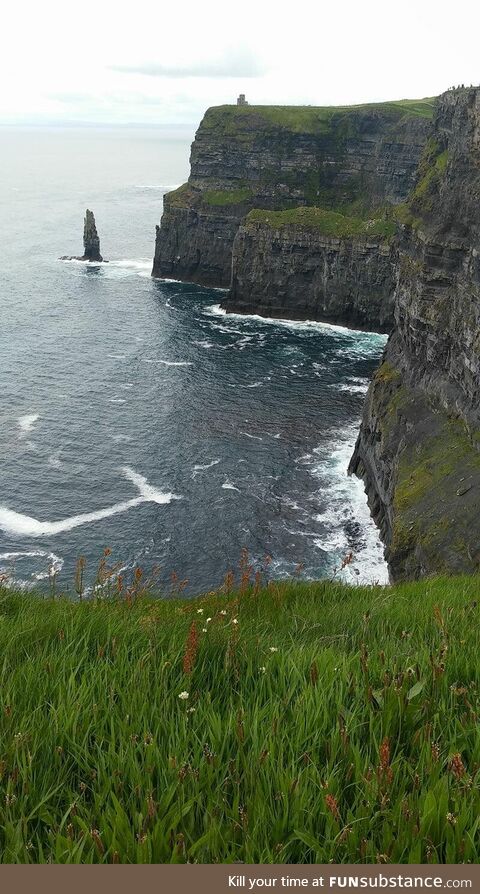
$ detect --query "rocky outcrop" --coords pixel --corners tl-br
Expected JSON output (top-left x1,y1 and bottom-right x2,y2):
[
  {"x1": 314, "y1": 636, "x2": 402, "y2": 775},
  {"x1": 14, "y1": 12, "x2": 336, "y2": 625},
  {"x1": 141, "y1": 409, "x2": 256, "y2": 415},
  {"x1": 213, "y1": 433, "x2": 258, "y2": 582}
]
[
  {"x1": 152, "y1": 101, "x2": 432, "y2": 320},
  {"x1": 350, "y1": 87, "x2": 480, "y2": 579},
  {"x1": 61, "y1": 209, "x2": 104, "y2": 262},
  {"x1": 228, "y1": 212, "x2": 396, "y2": 331},
  {"x1": 82, "y1": 209, "x2": 103, "y2": 262}
]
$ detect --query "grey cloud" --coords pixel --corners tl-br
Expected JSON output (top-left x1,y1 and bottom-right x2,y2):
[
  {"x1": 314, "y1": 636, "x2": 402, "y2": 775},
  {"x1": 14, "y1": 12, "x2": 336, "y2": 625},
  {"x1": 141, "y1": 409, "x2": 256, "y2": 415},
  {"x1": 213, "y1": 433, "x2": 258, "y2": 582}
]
[{"x1": 111, "y1": 47, "x2": 266, "y2": 79}]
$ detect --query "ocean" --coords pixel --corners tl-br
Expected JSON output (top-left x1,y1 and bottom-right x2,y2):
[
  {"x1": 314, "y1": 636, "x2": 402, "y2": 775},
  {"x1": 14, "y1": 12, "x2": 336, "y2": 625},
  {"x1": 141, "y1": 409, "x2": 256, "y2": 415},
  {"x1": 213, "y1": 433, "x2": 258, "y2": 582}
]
[{"x1": 0, "y1": 126, "x2": 388, "y2": 594}]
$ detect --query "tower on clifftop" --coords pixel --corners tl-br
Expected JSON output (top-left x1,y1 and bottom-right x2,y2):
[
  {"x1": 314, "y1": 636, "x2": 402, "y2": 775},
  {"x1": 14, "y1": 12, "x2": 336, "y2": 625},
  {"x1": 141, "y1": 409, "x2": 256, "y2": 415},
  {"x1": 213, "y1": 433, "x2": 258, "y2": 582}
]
[{"x1": 237, "y1": 94, "x2": 248, "y2": 106}]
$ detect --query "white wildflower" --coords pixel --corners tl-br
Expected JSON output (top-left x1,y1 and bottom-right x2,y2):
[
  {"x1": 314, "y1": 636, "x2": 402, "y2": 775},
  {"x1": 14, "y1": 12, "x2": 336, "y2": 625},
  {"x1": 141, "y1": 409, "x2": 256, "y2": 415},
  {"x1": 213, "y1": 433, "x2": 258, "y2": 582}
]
[
  {"x1": 220, "y1": 610, "x2": 227, "y2": 616},
  {"x1": 196, "y1": 608, "x2": 204, "y2": 614},
  {"x1": 269, "y1": 647, "x2": 279, "y2": 653},
  {"x1": 178, "y1": 691, "x2": 189, "y2": 700},
  {"x1": 232, "y1": 618, "x2": 238, "y2": 625}
]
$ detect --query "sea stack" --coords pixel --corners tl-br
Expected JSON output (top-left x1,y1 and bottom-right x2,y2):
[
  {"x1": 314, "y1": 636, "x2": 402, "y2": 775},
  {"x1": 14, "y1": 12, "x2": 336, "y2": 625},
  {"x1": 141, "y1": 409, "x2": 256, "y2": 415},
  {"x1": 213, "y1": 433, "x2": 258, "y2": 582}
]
[
  {"x1": 82, "y1": 209, "x2": 103, "y2": 261},
  {"x1": 60, "y1": 209, "x2": 105, "y2": 262}
]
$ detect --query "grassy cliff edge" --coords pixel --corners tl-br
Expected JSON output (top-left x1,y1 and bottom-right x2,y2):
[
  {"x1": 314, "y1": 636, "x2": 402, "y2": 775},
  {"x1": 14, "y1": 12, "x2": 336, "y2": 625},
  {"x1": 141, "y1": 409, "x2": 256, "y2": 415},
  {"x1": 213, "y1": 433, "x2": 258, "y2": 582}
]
[{"x1": 1, "y1": 576, "x2": 479, "y2": 863}]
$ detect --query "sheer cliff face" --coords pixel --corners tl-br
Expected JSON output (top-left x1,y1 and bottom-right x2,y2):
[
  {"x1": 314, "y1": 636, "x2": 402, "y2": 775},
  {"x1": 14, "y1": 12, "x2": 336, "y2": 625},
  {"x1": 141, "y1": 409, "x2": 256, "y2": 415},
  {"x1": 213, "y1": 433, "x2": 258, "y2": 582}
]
[
  {"x1": 230, "y1": 220, "x2": 396, "y2": 330},
  {"x1": 152, "y1": 102, "x2": 431, "y2": 317},
  {"x1": 350, "y1": 88, "x2": 480, "y2": 580}
]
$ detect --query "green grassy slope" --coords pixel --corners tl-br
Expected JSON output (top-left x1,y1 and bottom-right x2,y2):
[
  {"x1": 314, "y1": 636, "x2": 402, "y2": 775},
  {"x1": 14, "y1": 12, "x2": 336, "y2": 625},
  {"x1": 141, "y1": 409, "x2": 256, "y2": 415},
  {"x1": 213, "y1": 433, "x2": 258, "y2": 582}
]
[
  {"x1": 246, "y1": 207, "x2": 397, "y2": 239},
  {"x1": 0, "y1": 575, "x2": 479, "y2": 864},
  {"x1": 201, "y1": 98, "x2": 435, "y2": 135}
]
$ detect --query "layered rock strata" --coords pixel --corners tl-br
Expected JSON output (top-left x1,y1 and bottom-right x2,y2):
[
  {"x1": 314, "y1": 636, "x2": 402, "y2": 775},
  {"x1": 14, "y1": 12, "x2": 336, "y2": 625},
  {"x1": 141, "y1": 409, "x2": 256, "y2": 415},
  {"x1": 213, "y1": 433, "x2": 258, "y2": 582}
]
[
  {"x1": 350, "y1": 87, "x2": 480, "y2": 579},
  {"x1": 152, "y1": 100, "x2": 432, "y2": 327},
  {"x1": 229, "y1": 212, "x2": 396, "y2": 331}
]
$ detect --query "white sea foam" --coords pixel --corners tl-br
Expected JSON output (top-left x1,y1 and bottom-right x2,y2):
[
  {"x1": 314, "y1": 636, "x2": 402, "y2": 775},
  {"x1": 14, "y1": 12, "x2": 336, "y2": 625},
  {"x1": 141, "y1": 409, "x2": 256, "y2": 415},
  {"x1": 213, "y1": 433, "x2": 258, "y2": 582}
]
[
  {"x1": 141, "y1": 359, "x2": 193, "y2": 366},
  {"x1": 309, "y1": 425, "x2": 388, "y2": 584},
  {"x1": 0, "y1": 467, "x2": 179, "y2": 538},
  {"x1": 335, "y1": 382, "x2": 370, "y2": 394},
  {"x1": 204, "y1": 304, "x2": 389, "y2": 341},
  {"x1": 240, "y1": 432, "x2": 263, "y2": 441},
  {"x1": 222, "y1": 480, "x2": 240, "y2": 492},
  {"x1": 48, "y1": 448, "x2": 63, "y2": 469},
  {"x1": 109, "y1": 398, "x2": 126, "y2": 404},
  {"x1": 0, "y1": 550, "x2": 64, "y2": 581},
  {"x1": 193, "y1": 459, "x2": 221, "y2": 472},
  {"x1": 18, "y1": 413, "x2": 39, "y2": 435},
  {"x1": 61, "y1": 257, "x2": 152, "y2": 279}
]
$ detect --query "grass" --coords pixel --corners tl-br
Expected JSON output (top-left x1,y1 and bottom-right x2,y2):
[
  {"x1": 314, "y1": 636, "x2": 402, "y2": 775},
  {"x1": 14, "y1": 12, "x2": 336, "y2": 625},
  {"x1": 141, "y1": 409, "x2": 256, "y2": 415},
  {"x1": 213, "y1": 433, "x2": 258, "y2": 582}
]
[
  {"x1": 246, "y1": 207, "x2": 397, "y2": 240},
  {"x1": 201, "y1": 188, "x2": 253, "y2": 207},
  {"x1": 1, "y1": 570, "x2": 480, "y2": 864},
  {"x1": 406, "y1": 138, "x2": 450, "y2": 220},
  {"x1": 201, "y1": 99, "x2": 435, "y2": 136}
]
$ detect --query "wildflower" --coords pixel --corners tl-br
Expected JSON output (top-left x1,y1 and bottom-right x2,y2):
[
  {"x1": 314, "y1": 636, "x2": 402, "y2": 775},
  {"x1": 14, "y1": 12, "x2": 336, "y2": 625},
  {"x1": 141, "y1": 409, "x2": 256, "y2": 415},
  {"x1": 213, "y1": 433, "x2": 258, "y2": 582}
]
[
  {"x1": 196, "y1": 608, "x2": 204, "y2": 614},
  {"x1": 187, "y1": 706, "x2": 196, "y2": 713},
  {"x1": 90, "y1": 828, "x2": 105, "y2": 856},
  {"x1": 182, "y1": 621, "x2": 199, "y2": 675},
  {"x1": 378, "y1": 736, "x2": 393, "y2": 787},
  {"x1": 202, "y1": 627, "x2": 207, "y2": 633},
  {"x1": 220, "y1": 610, "x2": 227, "y2": 616},
  {"x1": 259, "y1": 666, "x2": 266, "y2": 673},
  {"x1": 269, "y1": 647, "x2": 278, "y2": 653},
  {"x1": 446, "y1": 812, "x2": 457, "y2": 825},
  {"x1": 178, "y1": 691, "x2": 189, "y2": 700},
  {"x1": 325, "y1": 793, "x2": 340, "y2": 823},
  {"x1": 206, "y1": 617, "x2": 212, "y2": 623},
  {"x1": 232, "y1": 618, "x2": 238, "y2": 625},
  {"x1": 449, "y1": 752, "x2": 466, "y2": 780}
]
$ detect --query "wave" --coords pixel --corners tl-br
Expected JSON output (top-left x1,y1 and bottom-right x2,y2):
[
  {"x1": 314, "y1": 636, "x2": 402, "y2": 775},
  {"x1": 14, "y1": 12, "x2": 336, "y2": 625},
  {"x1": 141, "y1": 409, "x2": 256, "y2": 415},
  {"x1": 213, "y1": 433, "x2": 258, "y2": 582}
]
[
  {"x1": 0, "y1": 467, "x2": 179, "y2": 538},
  {"x1": 222, "y1": 480, "x2": 240, "y2": 492},
  {"x1": 204, "y1": 304, "x2": 389, "y2": 342},
  {"x1": 193, "y1": 459, "x2": 221, "y2": 472},
  {"x1": 18, "y1": 413, "x2": 39, "y2": 435},
  {"x1": 309, "y1": 425, "x2": 388, "y2": 584},
  {"x1": 0, "y1": 550, "x2": 64, "y2": 583},
  {"x1": 61, "y1": 257, "x2": 152, "y2": 279},
  {"x1": 141, "y1": 359, "x2": 193, "y2": 366},
  {"x1": 240, "y1": 432, "x2": 263, "y2": 441},
  {"x1": 334, "y1": 382, "x2": 370, "y2": 394},
  {"x1": 48, "y1": 448, "x2": 63, "y2": 469}
]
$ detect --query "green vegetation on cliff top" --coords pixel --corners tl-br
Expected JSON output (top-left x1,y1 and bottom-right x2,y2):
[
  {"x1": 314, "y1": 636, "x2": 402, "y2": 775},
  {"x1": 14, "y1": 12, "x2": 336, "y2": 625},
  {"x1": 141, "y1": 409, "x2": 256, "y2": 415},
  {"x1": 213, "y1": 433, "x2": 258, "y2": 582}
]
[
  {"x1": 246, "y1": 206, "x2": 397, "y2": 239},
  {"x1": 201, "y1": 98, "x2": 435, "y2": 135},
  {"x1": 1, "y1": 574, "x2": 480, "y2": 863}
]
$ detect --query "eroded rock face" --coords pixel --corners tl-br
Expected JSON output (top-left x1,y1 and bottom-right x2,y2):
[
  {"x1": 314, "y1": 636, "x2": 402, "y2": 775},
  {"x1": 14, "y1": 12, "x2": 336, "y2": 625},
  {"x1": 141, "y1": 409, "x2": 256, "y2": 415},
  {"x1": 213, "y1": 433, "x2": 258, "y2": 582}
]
[
  {"x1": 350, "y1": 88, "x2": 480, "y2": 579},
  {"x1": 152, "y1": 102, "x2": 431, "y2": 326},
  {"x1": 82, "y1": 209, "x2": 103, "y2": 262},
  {"x1": 228, "y1": 220, "x2": 395, "y2": 332}
]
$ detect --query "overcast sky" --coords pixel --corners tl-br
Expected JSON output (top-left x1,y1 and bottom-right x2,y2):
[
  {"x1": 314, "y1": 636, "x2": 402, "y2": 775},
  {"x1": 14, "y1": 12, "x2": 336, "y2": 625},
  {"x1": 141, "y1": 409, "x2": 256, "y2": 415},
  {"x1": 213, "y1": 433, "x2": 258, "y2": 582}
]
[{"x1": 2, "y1": 0, "x2": 479, "y2": 126}]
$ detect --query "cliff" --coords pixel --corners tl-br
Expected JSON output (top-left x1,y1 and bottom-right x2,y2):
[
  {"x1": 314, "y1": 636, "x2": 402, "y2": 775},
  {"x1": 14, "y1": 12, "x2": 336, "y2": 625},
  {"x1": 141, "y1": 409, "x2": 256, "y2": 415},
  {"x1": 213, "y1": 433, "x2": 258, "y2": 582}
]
[
  {"x1": 153, "y1": 100, "x2": 432, "y2": 327},
  {"x1": 350, "y1": 87, "x2": 480, "y2": 579},
  {"x1": 229, "y1": 209, "x2": 396, "y2": 330}
]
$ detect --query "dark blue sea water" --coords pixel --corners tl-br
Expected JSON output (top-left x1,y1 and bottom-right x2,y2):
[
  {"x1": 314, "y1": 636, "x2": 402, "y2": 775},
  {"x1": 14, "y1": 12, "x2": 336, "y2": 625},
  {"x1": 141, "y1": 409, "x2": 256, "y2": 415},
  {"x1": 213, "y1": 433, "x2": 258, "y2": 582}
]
[{"x1": 0, "y1": 126, "x2": 388, "y2": 594}]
